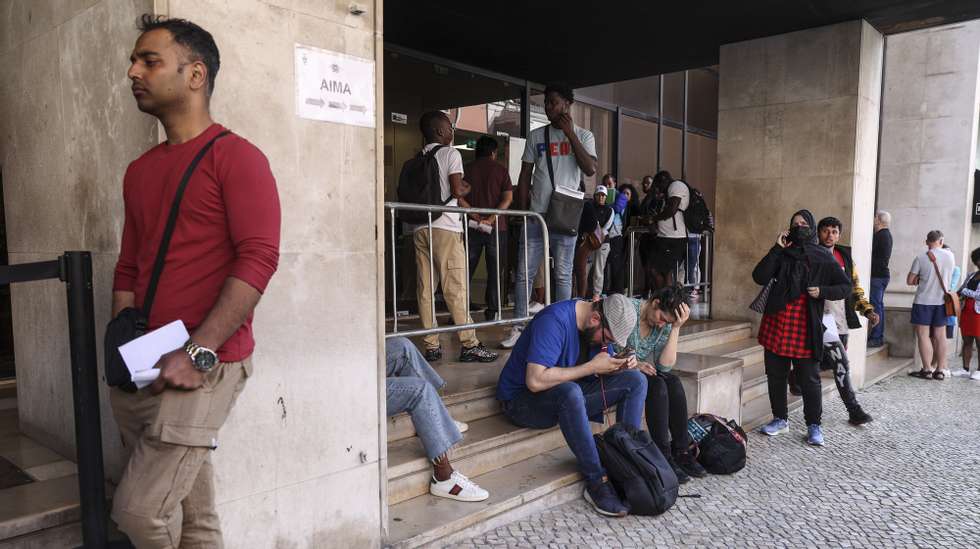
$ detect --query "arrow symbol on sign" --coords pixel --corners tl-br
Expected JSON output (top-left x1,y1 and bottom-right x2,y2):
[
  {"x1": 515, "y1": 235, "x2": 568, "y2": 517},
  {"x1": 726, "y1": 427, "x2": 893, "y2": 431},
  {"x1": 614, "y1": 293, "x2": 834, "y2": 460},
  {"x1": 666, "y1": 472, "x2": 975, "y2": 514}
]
[{"x1": 305, "y1": 98, "x2": 325, "y2": 107}]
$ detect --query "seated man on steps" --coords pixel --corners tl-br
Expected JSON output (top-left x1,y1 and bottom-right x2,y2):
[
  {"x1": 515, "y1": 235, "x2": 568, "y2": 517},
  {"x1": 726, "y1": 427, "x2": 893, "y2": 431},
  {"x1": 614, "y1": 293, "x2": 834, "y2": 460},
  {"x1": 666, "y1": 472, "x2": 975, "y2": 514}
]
[
  {"x1": 386, "y1": 337, "x2": 489, "y2": 502},
  {"x1": 495, "y1": 294, "x2": 648, "y2": 517}
]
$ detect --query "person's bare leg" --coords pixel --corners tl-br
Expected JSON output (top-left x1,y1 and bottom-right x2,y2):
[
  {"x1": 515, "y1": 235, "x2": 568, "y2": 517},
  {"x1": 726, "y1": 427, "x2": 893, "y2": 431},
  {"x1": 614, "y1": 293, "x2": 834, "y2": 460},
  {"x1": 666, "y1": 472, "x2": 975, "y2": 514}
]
[
  {"x1": 915, "y1": 325, "x2": 934, "y2": 373},
  {"x1": 962, "y1": 336, "x2": 974, "y2": 372},
  {"x1": 932, "y1": 325, "x2": 947, "y2": 373},
  {"x1": 433, "y1": 453, "x2": 453, "y2": 482}
]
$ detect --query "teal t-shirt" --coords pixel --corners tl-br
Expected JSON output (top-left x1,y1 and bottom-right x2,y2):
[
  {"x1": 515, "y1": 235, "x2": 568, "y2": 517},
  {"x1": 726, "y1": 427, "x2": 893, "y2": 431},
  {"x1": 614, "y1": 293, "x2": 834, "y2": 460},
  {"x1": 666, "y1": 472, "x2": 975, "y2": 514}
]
[{"x1": 625, "y1": 298, "x2": 674, "y2": 372}]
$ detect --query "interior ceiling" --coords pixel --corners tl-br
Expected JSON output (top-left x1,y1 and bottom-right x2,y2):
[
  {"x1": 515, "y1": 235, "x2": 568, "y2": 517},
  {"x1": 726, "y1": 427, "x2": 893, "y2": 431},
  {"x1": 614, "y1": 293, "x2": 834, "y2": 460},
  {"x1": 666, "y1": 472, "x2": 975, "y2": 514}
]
[{"x1": 384, "y1": 0, "x2": 980, "y2": 87}]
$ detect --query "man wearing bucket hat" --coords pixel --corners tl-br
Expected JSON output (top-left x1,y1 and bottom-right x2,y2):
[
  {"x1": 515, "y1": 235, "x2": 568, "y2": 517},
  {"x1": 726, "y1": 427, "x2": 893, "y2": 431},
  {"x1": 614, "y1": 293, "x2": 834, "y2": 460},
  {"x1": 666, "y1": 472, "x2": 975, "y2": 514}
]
[{"x1": 496, "y1": 294, "x2": 648, "y2": 517}]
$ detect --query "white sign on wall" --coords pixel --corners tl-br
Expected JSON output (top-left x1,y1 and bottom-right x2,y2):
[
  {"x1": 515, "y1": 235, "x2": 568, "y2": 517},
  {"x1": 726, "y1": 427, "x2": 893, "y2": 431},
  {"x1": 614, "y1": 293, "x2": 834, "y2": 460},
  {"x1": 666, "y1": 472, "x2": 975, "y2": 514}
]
[{"x1": 294, "y1": 44, "x2": 375, "y2": 127}]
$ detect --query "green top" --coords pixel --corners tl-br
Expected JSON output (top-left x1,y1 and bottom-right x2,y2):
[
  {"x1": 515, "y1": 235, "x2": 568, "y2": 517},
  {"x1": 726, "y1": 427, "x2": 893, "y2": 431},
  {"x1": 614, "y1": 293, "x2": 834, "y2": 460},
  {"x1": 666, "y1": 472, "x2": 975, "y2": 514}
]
[{"x1": 625, "y1": 298, "x2": 674, "y2": 373}]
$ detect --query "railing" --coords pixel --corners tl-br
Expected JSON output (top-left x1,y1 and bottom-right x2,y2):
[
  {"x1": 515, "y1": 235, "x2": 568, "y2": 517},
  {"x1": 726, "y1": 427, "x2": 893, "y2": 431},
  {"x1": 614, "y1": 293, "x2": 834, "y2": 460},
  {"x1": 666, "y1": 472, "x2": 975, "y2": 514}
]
[
  {"x1": 385, "y1": 202, "x2": 550, "y2": 338},
  {"x1": 0, "y1": 253, "x2": 128, "y2": 549},
  {"x1": 626, "y1": 226, "x2": 713, "y2": 317}
]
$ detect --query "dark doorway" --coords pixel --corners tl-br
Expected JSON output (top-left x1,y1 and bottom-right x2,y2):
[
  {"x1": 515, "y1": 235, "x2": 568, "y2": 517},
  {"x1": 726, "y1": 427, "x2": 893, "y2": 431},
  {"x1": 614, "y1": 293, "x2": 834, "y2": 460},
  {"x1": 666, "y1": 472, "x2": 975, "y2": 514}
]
[{"x1": 0, "y1": 169, "x2": 14, "y2": 380}]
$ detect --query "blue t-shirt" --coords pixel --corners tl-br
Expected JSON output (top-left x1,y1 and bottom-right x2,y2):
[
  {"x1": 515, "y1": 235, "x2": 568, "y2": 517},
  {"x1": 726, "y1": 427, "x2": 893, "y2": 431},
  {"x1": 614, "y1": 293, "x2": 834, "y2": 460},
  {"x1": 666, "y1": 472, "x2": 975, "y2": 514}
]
[{"x1": 496, "y1": 300, "x2": 582, "y2": 401}]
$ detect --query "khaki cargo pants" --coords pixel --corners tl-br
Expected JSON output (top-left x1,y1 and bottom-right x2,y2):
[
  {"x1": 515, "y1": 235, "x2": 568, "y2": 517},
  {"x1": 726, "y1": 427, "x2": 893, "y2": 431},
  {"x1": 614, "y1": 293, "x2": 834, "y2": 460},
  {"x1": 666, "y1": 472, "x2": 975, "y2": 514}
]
[
  {"x1": 109, "y1": 359, "x2": 251, "y2": 549},
  {"x1": 414, "y1": 227, "x2": 479, "y2": 350}
]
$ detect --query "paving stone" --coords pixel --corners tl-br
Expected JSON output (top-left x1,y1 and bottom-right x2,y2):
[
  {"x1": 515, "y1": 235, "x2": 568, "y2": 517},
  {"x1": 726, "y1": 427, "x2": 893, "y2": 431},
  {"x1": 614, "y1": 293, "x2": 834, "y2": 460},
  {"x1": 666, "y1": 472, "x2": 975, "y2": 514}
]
[{"x1": 462, "y1": 375, "x2": 980, "y2": 548}]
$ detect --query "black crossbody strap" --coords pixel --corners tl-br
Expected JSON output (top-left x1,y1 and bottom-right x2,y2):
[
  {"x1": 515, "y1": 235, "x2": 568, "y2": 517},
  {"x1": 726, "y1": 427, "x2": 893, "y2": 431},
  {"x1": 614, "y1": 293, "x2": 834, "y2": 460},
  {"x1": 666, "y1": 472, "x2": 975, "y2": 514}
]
[
  {"x1": 142, "y1": 130, "x2": 231, "y2": 317},
  {"x1": 544, "y1": 126, "x2": 556, "y2": 188}
]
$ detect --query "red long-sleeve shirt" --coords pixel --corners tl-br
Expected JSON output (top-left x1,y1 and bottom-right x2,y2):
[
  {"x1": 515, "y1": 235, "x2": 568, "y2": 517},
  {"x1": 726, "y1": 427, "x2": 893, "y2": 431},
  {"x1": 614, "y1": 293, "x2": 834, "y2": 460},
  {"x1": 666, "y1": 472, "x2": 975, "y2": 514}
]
[{"x1": 113, "y1": 124, "x2": 281, "y2": 362}]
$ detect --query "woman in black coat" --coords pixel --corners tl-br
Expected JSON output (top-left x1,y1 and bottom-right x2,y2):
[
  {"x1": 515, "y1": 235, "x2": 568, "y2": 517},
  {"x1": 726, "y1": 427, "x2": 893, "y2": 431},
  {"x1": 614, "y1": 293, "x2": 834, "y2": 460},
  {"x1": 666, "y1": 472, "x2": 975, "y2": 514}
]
[{"x1": 751, "y1": 209, "x2": 851, "y2": 446}]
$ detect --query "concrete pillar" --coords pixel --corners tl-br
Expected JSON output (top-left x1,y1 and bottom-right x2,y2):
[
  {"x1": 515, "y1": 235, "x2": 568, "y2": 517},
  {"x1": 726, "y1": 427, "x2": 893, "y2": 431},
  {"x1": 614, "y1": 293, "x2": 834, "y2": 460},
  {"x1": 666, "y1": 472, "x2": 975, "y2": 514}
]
[
  {"x1": 713, "y1": 21, "x2": 884, "y2": 386},
  {"x1": 161, "y1": 1, "x2": 385, "y2": 546},
  {"x1": 876, "y1": 21, "x2": 980, "y2": 312}
]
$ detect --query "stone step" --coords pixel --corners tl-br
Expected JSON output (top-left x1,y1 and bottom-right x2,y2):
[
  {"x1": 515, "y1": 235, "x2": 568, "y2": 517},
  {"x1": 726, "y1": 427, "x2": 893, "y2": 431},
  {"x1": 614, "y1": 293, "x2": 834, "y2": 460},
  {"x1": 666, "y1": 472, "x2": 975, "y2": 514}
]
[
  {"x1": 673, "y1": 353, "x2": 745, "y2": 421},
  {"x1": 864, "y1": 356, "x2": 913, "y2": 388},
  {"x1": 696, "y1": 337, "x2": 764, "y2": 364},
  {"x1": 386, "y1": 447, "x2": 583, "y2": 549},
  {"x1": 864, "y1": 343, "x2": 889, "y2": 369},
  {"x1": 676, "y1": 321, "x2": 752, "y2": 353},
  {"x1": 387, "y1": 412, "x2": 612, "y2": 506}
]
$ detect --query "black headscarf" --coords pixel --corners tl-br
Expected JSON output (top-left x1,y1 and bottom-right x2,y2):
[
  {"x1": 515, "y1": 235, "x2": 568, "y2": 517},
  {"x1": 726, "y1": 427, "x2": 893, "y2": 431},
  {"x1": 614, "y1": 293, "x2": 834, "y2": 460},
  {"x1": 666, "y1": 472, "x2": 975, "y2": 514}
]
[{"x1": 772, "y1": 209, "x2": 821, "y2": 308}]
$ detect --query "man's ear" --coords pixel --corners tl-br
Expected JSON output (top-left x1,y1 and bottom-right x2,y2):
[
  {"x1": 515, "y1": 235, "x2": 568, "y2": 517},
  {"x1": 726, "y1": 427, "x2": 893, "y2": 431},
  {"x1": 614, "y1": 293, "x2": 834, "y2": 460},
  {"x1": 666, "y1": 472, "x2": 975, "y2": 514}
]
[{"x1": 188, "y1": 60, "x2": 208, "y2": 93}]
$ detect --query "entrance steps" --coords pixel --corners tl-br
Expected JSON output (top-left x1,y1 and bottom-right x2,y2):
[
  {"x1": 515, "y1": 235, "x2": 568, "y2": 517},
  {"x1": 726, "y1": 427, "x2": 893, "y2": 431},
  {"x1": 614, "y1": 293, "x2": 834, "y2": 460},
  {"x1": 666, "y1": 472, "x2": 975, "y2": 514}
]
[{"x1": 385, "y1": 319, "x2": 754, "y2": 548}]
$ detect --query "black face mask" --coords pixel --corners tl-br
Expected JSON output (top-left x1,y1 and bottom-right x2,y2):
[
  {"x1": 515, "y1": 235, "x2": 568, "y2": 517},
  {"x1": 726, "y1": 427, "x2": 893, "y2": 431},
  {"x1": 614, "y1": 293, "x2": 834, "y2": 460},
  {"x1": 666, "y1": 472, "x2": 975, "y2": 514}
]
[{"x1": 788, "y1": 225, "x2": 813, "y2": 246}]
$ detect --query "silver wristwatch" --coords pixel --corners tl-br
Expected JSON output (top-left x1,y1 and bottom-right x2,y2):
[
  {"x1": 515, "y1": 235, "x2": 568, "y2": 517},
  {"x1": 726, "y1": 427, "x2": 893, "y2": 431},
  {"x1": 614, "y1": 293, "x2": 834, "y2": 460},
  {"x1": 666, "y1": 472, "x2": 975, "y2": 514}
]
[{"x1": 184, "y1": 340, "x2": 218, "y2": 372}]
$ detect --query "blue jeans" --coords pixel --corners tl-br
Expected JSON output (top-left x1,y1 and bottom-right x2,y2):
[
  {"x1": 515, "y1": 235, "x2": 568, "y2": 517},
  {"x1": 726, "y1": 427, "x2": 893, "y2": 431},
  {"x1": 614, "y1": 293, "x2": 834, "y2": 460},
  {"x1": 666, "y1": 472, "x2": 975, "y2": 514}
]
[
  {"x1": 468, "y1": 229, "x2": 507, "y2": 315},
  {"x1": 686, "y1": 234, "x2": 701, "y2": 285},
  {"x1": 513, "y1": 219, "x2": 576, "y2": 319},
  {"x1": 385, "y1": 337, "x2": 461, "y2": 460},
  {"x1": 501, "y1": 370, "x2": 647, "y2": 483},
  {"x1": 869, "y1": 276, "x2": 888, "y2": 343}
]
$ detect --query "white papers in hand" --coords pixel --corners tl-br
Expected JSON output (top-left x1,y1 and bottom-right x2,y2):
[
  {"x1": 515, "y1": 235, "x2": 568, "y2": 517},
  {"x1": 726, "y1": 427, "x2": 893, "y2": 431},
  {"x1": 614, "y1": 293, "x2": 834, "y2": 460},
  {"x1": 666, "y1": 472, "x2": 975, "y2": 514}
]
[
  {"x1": 553, "y1": 186, "x2": 585, "y2": 200},
  {"x1": 118, "y1": 320, "x2": 189, "y2": 389}
]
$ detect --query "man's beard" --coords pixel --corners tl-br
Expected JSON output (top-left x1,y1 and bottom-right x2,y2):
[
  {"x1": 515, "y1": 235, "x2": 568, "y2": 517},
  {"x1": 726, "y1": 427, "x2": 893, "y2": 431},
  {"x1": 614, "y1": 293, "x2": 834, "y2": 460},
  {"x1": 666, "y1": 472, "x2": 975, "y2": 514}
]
[{"x1": 583, "y1": 324, "x2": 601, "y2": 346}]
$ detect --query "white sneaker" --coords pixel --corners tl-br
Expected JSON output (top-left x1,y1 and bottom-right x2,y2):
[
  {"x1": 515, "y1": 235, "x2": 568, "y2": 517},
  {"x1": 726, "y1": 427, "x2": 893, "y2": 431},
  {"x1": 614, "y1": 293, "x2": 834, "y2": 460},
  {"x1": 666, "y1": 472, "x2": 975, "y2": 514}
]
[
  {"x1": 952, "y1": 369, "x2": 971, "y2": 378},
  {"x1": 454, "y1": 420, "x2": 469, "y2": 434},
  {"x1": 430, "y1": 471, "x2": 489, "y2": 502},
  {"x1": 970, "y1": 371, "x2": 980, "y2": 381},
  {"x1": 528, "y1": 301, "x2": 545, "y2": 315},
  {"x1": 501, "y1": 327, "x2": 522, "y2": 349}
]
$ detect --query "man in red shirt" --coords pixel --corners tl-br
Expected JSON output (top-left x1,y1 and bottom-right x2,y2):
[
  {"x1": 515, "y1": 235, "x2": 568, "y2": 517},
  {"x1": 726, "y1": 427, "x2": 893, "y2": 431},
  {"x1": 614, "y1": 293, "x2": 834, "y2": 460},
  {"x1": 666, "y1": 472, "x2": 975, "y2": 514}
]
[
  {"x1": 464, "y1": 135, "x2": 513, "y2": 321},
  {"x1": 109, "y1": 15, "x2": 280, "y2": 548}
]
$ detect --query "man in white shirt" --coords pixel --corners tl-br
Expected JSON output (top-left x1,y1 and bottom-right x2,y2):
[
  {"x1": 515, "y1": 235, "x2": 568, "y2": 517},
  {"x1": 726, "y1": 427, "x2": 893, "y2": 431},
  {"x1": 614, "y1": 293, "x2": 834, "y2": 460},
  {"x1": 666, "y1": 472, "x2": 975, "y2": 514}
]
[
  {"x1": 413, "y1": 111, "x2": 498, "y2": 363},
  {"x1": 647, "y1": 170, "x2": 690, "y2": 290},
  {"x1": 907, "y1": 230, "x2": 956, "y2": 379},
  {"x1": 503, "y1": 84, "x2": 597, "y2": 348}
]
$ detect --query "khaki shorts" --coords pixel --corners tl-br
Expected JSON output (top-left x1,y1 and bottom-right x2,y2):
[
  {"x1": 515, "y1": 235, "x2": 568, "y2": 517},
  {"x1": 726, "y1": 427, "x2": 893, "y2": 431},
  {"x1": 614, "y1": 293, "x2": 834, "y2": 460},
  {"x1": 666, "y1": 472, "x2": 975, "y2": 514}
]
[{"x1": 110, "y1": 359, "x2": 251, "y2": 549}]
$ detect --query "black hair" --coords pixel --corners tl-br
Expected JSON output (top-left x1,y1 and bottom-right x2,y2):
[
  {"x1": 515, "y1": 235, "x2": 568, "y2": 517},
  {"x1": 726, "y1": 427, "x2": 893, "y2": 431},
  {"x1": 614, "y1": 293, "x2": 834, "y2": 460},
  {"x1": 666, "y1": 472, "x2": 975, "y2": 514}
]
[
  {"x1": 817, "y1": 216, "x2": 843, "y2": 232},
  {"x1": 650, "y1": 284, "x2": 691, "y2": 315},
  {"x1": 419, "y1": 110, "x2": 449, "y2": 142},
  {"x1": 652, "y1": 170, "x2": 673, "y2": 188},
  {"x1": 971, "y1": 247, "x2": 980, "y2": 267},
  {"x1": 475, "y1": 135, "x2": 498, "y2": 158},
  {"x1": 544, "y1": 83, "x2": 574, "y2": 104},
  {"x1": 138, "y1": 14, "x2": 220, "y2": 96},
  {"x1": 927, "y1": 230, "x2": 944, "y2": 243},
  {"x1": 618, "y1": 183, "x2": 640, "y2": 211}
]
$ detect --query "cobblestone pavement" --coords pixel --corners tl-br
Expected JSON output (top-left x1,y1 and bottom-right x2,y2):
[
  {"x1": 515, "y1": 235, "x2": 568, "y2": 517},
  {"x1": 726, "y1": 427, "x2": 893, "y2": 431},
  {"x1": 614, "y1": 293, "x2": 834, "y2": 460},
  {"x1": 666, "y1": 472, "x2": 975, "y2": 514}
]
[{"x1": 460, "y1": 374, "x2": 980, "y2": 549}]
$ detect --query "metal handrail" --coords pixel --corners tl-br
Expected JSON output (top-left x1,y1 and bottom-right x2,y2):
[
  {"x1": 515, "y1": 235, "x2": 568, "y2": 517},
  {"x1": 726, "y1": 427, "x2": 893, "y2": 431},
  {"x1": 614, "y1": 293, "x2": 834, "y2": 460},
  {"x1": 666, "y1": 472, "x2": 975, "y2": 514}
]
[
  {"x1": 626, "y1": 225, "x2": 713, "y2": 317},
  {"x1": 385, "y1": 202, "x2": 551, "y2": 339}
]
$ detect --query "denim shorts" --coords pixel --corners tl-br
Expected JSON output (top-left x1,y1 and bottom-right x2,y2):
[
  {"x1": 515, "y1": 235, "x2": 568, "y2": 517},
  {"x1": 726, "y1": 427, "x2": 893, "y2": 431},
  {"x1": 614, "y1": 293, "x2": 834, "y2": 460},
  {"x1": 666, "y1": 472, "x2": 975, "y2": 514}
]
[{"x1": 911, "y1": 303, "x2": 947, "y2": 327}]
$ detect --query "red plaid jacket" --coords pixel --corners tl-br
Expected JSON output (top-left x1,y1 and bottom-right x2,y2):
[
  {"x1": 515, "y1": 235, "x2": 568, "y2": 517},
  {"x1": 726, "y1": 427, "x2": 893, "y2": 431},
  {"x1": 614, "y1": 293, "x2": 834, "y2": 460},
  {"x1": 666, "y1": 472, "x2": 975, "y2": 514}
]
[{"x1": 758, "y1": 293, "x2": 812, "y2": 358}]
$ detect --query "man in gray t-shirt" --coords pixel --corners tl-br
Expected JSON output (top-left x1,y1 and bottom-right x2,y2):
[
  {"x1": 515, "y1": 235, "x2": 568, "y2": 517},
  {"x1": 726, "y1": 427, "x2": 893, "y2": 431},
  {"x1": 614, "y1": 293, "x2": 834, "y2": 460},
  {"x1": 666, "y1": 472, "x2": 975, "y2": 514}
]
[
  {"x1": 503, "y1": 84, "x2": 598, "y2": 348},
  {"x1": 908, "y1": 229, "x2": 956, "y2": 379}
]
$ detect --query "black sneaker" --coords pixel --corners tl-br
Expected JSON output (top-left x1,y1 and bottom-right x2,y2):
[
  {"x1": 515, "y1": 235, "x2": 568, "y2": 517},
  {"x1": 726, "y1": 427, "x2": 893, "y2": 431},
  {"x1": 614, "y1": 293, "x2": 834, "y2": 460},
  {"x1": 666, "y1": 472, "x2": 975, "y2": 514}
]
[
  {"x1": 583, "y1": 477, "x2": 629, "y2": 517},
  {"x1": 666, "y1": 455, "x2": 691, "y2": 484},
  {"x1": 674, "y1": 450, "x2": 708, "y2": 478},
  {"x1": 459, "y1": 343, "x2": 498, "y2": 363},
  {"x1": 424, "y1": 348, "x2": 442, "y2": 362},
  {"x1": 848, "y1": 407, "x2": 874, "y2": 426}
]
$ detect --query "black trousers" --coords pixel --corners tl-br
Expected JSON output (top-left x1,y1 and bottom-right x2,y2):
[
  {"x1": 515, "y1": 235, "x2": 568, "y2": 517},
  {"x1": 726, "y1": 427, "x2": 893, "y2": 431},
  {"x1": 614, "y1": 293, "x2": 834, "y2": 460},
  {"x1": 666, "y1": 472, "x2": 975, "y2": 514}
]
[
  {"x1": 467, "y1": 229, "x2": 507, "y2": 315},
  {"x1": 605, "y1": 235, "x2": 626, "y2": 295},
  {"x1": 643, "y1": 370, "x2": 691, "y2": 456},
  {"x1": 765, "y1": 350, "x2": 822, "y2": 426},
  {"x1": 788, "y1": 335, "x2": 860, "y2": 414}
]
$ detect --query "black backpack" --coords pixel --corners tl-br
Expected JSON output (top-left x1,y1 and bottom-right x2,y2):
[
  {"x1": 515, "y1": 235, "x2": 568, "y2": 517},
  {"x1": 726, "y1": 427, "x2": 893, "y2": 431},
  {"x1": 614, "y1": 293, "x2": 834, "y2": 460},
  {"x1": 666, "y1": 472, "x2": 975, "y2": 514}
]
[
  {"x1": 594, "y1": 423, "x2": 678, "y2": 516},
  {"x1": 679, "y1": 181, "x2": 714, "y2": 233},
  {"x1": 396, "y1": 145, "x2": 449, "y2": 224},
  {"x1": 686, "y1": 414, "x2": 747, "y2": 474}
]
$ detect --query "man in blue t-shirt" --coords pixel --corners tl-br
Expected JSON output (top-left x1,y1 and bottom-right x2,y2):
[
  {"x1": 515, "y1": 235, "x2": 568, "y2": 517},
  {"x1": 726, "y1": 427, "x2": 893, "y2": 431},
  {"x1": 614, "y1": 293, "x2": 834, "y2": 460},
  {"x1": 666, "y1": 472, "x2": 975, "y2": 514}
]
[{"x1": 496, "y1": 294, "x2": 647, "y2": 517}]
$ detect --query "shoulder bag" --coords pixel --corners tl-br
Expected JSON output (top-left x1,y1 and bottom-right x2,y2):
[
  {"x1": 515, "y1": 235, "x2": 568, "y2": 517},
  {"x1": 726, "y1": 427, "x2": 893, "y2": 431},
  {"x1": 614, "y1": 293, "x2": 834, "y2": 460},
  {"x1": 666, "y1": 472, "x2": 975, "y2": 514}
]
[
  {"x1": 543, "y1": 126, "x2": 584, "y2": 235},
  {"x1": 927, "y1": 251, "x2": 961, "y2": 318},
  {"x1": 104, "y1": 130, "x2": 231, "y2": 392}
]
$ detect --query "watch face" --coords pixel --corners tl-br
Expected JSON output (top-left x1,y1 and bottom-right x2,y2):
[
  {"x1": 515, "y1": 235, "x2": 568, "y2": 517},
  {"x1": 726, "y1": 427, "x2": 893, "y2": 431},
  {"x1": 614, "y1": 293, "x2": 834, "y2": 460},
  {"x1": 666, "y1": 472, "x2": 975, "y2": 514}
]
[{"x1": 195, "y1": 351, "x2": 218, "y2": 371}]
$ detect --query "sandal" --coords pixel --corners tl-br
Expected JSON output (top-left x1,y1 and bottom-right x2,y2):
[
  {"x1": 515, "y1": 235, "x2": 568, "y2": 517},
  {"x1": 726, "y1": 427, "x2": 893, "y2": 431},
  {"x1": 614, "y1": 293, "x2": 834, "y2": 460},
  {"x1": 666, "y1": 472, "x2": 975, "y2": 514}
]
[
  {"x1": 908, "y1": 369, "x2": 934, "y2": 379},
  {"x1": 932, "y1": 370, "x2": 946, "y2": 380}
]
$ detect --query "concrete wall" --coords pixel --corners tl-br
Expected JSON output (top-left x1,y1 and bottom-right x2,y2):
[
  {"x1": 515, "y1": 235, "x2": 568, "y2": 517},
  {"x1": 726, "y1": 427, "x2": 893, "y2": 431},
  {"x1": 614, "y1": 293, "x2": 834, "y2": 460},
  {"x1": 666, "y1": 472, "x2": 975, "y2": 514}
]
[
  {"x1": 877, "y1": 21, "x2": 980, "y2": 308},
  {"x1": 163, "y1": 1, "x2": 385, "y2": 546},
  {"x1": 713, "y1": 20, "x2": 884, "y2": 382},
  {"x1": 0, "y1": 0, "x2": 156, "y2": 469}
]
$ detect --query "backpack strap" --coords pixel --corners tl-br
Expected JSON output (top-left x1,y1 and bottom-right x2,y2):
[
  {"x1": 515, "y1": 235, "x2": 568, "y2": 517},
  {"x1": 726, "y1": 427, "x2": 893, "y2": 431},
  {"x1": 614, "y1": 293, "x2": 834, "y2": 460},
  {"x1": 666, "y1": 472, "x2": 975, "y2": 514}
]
[
  {"x1": 142, "y1": 130, "x2": 231, "y2": 318},
  {"x1": 423, "y1": 144, "x2": 453, "y2": 205},
  {"x1": 544, "y1": 126, "x2": 556, "y2": 188}
]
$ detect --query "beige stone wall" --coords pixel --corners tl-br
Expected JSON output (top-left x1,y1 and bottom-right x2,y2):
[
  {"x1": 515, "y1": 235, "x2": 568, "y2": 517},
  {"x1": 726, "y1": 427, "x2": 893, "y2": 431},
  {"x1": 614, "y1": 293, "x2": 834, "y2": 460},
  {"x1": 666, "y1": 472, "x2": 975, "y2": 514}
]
[
  {"x1": 877, "y1": 21, "x2": 980, "y2": 306},
  {"x1": 162, "y1": 0, "x2": 385, "y2": 546},
  {"x1": 0, "y1": 0, "x2": 156, "y2": 468},
  {"x1": 713, "y1": 20, "x2": 884, "y2": 372}
]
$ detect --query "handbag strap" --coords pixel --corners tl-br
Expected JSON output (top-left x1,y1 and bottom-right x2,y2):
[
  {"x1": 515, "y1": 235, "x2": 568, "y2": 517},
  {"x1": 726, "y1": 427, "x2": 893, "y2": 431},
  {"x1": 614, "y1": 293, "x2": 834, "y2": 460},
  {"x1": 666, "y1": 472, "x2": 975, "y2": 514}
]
[
  {"x1": 142, "y1": 130, "x2": 231, "y2": 317},
  {"x1": 927, "y1": 251, "x2": 949, "y2": 294},
  {"x1": 544, "y1": 126, "x2": 556, "y2": 188}
]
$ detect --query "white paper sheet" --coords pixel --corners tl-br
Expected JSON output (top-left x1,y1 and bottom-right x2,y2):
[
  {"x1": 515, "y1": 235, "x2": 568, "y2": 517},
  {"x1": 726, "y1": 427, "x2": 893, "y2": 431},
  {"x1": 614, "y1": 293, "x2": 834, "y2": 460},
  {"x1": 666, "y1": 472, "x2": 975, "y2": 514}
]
[{"x1": 118, "y1": 320, "x2": 189, "y2": 389}]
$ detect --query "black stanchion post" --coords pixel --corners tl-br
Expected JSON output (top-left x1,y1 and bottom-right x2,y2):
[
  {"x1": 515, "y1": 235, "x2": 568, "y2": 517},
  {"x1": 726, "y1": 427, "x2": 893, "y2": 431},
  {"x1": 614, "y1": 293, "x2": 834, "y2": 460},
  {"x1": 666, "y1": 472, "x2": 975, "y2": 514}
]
[{"x1": 63, "y1": 251, "x2": 109, "y2": 548}]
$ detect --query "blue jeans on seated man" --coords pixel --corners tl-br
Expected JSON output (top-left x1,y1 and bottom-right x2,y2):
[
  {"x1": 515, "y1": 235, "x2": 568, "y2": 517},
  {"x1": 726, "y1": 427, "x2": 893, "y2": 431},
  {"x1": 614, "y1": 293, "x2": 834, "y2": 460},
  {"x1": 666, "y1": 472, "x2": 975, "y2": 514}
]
[
  {"x1": 869, "y1": 276, "x2": 888, "y2": 344},
  {"x1": 513, "y1": 219, "x2": 577, "y2": 319},
  {"x1": 501, "y1": 369, "x2": 648, "y2": 483},
  {"x1": 386, "y1": 337, "x2": 461, "y2": 460}
]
